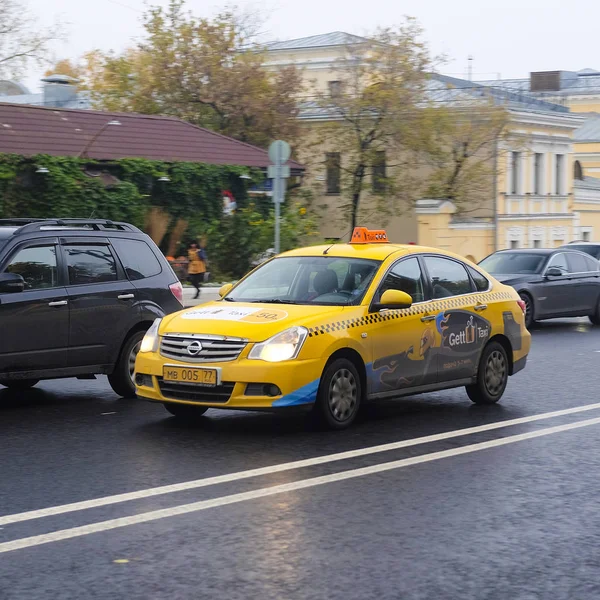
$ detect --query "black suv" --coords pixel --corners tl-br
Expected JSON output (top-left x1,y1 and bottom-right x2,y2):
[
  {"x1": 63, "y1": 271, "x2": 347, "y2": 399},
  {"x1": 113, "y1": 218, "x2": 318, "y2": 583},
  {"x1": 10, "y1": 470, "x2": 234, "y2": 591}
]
[{"x1": 0, "y1": 219, "x2": 183, "y2": 397}]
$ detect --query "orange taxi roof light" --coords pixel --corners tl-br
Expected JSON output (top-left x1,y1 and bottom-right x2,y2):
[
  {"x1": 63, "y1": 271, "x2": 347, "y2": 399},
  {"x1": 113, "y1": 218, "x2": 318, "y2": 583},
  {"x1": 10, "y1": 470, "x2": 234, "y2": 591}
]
[{"x1": 350, "y1": 227, "x2": 389, "y2": 244}]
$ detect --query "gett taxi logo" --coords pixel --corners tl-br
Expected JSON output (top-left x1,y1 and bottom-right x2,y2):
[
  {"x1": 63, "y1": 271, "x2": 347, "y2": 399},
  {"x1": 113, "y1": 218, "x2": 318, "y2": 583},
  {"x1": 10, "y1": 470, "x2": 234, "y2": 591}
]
[{"x1": 437, "y1": 311, "x2": 491, "y2": 353}]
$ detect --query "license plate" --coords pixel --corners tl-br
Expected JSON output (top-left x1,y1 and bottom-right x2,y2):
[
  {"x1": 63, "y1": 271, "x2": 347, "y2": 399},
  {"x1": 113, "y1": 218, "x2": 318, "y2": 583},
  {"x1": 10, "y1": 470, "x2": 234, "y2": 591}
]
[{"x1": 163, "y1": 366, "x2": 218, "y2": 386}]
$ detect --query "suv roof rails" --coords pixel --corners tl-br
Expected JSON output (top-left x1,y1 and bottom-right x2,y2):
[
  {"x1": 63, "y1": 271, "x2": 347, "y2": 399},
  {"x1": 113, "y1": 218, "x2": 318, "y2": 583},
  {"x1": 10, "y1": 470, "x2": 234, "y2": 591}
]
[{"x1": 0, "y1": 218, "x2": 141, "y2": 235}]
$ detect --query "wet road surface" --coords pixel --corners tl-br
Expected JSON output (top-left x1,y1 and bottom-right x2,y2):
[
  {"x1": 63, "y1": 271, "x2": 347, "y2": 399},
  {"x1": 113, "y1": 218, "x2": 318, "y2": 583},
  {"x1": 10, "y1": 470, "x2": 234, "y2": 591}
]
[{"x1": 1, "y1": 318, "x2": 600, "y2": 599}]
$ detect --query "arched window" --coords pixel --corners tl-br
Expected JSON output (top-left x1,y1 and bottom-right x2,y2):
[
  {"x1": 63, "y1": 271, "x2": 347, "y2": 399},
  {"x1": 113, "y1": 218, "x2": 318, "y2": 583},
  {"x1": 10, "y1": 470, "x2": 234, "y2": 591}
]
[{"x1": 574, "y1": 160, "x2": 584, "y2": 180}]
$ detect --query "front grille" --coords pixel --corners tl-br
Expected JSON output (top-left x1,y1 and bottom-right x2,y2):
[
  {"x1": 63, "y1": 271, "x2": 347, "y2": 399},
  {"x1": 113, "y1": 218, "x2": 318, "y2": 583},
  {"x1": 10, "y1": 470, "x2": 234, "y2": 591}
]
[
  {"x1": 157, "y1": 378, "x2": 234, "y2": 403},
  {"x1": 160, "y1": 334, "x2": 247, "y2": 363}
]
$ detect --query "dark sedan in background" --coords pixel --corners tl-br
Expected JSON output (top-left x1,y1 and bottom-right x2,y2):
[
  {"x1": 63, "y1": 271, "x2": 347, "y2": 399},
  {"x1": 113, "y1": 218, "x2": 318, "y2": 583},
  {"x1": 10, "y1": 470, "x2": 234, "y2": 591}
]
[{"x1": 479, "y1": 248, "x2": 600, "y2": 328}]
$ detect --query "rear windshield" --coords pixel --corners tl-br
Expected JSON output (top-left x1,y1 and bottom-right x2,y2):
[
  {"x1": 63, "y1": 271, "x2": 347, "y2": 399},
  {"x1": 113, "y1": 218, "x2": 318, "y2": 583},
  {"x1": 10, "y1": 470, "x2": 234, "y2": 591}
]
[{"x1": 567, "y1": 245, "x2": 600, "y2": 260}]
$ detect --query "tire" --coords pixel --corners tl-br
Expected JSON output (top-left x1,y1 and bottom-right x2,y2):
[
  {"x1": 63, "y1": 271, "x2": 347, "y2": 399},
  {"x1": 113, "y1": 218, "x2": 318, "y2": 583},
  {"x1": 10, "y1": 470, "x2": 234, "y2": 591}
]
[
  {"x1": 312, "y1": 358, "x2": 362, "y2": 430},
  {"x1": 0, "y1": 379, "x2": 39, "y2": 391},
  {"x1": 519, "y1": 292, "x2": 534, "y2": 329},
  {"x1": 164, "y1": 403, "x2": 209, "y2": 419},
  {"x1": 108, "y1": 330, "x2": 145, "y2": 398},
  {"x1": 466, "y1": 341, "x2": 509, "y2": 405},
  {"x1": 589, "y1": 296, "x2": 600, "y2": 326}
]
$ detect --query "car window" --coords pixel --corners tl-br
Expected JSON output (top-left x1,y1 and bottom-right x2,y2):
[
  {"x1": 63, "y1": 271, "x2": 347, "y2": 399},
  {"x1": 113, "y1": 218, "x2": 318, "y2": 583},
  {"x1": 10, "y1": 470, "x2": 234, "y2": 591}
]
[
  {"x1": 479, "y1": 252, "x2": 546, "y2": 274},
  {"x1": 547, "y1": 253, "x2": 569, "y2": 274},
  {"x1": 227, "y1": 256, "x2": 380, "y2": 305},
  {"x1": 567, "y1": 245, "x2": 600, "y2": 260},
  {"x1": 566, "y1": 252, "x2": 591, "y2": 274},
  {"x1": 64, "y1": 245, "x2": 119, "y2": 285},
  {"x1": 467, "y1": 266, "x2": 489, "y2": 292},
  {"x1": 4, "y1": 245, "x2": 58, "y2": 290},
  {"x1": 111, "y1": 238, "x2": 162, "y2": 281},
  {"x1": 583, "y1": 254, "x2": 600, "y2": 271},
  {"x1": 424, "y1": 256, "x2": 473, "y2": 299},
  {"x1": 376, "y1": 257, "x2": 425, "y2": 303}
]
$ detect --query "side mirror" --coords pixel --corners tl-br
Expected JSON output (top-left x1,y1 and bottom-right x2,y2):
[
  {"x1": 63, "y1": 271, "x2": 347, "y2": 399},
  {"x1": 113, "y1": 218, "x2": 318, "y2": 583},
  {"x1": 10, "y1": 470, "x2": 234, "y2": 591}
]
[
  {"x1": 373, "y1": 289, "x2": 413, "y2": 311},
  {"x1": 218, "y1": 283, "x2": 233, "y2": 298},
  {"x1": 0, "y1": 272, "x2": 25, "y2": 294},
  {"x1": 545, "y1": 267, "x2": 563, "y2": 278}
]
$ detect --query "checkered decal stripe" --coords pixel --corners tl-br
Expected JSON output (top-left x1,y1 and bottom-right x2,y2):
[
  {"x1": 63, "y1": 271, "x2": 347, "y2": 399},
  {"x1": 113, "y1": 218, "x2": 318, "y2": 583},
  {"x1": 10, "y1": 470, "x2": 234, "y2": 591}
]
[{"x1": 307, "y1": 292, "x2": 514, "y2": 337}]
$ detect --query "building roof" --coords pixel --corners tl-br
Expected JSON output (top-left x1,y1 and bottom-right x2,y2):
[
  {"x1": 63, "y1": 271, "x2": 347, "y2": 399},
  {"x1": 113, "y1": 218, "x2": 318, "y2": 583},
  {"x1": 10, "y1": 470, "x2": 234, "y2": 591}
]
[
  {"x1": 0, "y1": 103, "x2": 303, "y2": 170},
  {"x1": 266, "y1": 32, "x2": 367, "y2": 51},
  {"x1": 574, "y1": 113, "x2": 600, "y2": 142}
]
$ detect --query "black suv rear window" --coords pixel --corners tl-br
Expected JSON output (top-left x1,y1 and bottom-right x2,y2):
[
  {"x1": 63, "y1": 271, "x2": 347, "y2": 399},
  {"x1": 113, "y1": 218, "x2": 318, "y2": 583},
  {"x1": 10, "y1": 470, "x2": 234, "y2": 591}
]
[{"x1": 112, "y1": 238, "x2": 162, "y2": 281}]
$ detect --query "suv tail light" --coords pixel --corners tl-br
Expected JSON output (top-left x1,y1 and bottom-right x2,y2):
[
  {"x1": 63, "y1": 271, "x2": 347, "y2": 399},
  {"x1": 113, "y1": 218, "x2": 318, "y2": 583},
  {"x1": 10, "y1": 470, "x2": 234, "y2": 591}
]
[
  {"x1": 169, "y1": 281, "x2": 184, "y2": 306},
  {"x1": 517, "y1": 299, "x2": 526, "y2": 314}
]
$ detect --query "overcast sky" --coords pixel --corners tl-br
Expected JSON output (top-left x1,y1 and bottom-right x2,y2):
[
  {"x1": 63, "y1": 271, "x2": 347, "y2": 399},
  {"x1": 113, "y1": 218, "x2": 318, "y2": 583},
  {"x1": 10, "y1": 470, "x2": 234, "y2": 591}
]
[{"x1": 23, "y1": 0, "x2": 599, "y2": 92}]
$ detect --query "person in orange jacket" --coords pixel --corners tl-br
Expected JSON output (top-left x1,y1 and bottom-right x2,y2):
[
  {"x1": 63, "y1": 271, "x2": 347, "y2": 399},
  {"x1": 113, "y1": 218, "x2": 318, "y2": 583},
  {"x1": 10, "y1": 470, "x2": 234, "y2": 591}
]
[{"x1": 187, "y1": 240, "x2": 207, "y2": 299}]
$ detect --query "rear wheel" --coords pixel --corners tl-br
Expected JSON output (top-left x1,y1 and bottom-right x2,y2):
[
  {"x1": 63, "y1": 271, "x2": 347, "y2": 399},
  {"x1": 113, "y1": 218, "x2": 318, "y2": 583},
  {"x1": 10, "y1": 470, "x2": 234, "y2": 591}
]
[
  {"x1": 519, "y1": 292, "x2": 534, "y2": 329},
  {"x1": 164, "y1": 403, "x2": 209, "y2": 419},
  {"x1": 312, "y1": 358, "x2": 362, "y2": 430},
  {"x1": 108, "y1": 330, "x2": 145, "y2": 398},
  {"x1": 0, "y1": 379, "x2": 39, "y2": 391},
  {"x1": 466, "y1": 341, "x2": 509, "y2": 405}
]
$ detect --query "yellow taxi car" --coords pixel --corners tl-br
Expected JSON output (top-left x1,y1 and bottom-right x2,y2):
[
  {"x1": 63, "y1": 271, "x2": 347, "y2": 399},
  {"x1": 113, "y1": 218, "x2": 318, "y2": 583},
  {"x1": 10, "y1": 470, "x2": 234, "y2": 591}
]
[{"x1": 134, "y1": 228, "x2": 531, "y2": 429}]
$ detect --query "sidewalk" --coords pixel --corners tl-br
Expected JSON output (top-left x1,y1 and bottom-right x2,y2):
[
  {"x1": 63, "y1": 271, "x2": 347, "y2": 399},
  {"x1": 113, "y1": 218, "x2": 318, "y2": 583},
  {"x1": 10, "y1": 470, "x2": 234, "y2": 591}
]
[{"x1": 182, "y1": 286, "x2": 221, "y2": 307}]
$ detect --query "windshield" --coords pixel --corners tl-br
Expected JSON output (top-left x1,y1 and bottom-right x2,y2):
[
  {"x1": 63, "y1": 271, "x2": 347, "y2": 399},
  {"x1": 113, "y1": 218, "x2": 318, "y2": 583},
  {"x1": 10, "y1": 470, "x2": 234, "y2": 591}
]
[
  {"x1": 225, "y1": 256, "x2": 381, "y2": 306},
  {"x1": 567, "y1": 245, "x2": 600, "y2": 260},
  {"x1": 479, "y1": 252, "x2": 547, "y2": 275}
]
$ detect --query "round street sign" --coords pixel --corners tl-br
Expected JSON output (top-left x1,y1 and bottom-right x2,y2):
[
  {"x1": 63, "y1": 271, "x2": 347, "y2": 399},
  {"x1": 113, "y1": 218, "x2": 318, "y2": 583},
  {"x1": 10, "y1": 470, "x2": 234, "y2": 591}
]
[{"x1": 268, "y1": 140, "x2": 291, "y2": 165}]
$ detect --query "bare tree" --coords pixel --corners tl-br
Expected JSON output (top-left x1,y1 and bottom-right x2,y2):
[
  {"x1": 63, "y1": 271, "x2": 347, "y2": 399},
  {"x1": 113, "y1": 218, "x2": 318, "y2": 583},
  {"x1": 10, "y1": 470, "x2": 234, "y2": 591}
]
[{"x1": 0, "y1": 0, "x2": 64, "y2": 79}]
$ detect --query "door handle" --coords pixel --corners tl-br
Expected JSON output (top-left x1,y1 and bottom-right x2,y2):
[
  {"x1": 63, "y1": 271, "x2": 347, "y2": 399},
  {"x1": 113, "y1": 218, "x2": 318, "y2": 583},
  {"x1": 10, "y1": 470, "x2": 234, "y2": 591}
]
[
  {"x1": 421, "y1": 314, "x2": 436, "y2": 322},
  {"x1": 474, "y1": 304, "x2": 488, "y2": 311},
  {"x1": 117, "y1": 294, "x2": 135, "y2": 300},
  {"x1": 48, "y1": 300, "x2": 68, "y2": 307}
]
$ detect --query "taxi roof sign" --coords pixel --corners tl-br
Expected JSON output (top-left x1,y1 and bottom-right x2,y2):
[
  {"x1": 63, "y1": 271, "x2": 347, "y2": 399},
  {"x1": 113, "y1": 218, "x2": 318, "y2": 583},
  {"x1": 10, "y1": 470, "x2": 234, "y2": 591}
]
[{"x1": 350, "y1": 227, "x2": 389, "y2": 244}]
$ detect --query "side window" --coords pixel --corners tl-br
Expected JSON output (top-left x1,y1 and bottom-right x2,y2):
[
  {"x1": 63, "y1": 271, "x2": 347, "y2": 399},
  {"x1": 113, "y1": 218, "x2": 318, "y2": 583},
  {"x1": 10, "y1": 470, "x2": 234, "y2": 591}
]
[
  {"x1": 4, "y1": 245, "x2": 58, "y2": 290},
  {"x1": 64, "y1": 245, "x2": 119, "y2": 285},
  {"x1": 467, "y1": 266, "x2": 490, "y2": 292},
  {"x1": 547, "y1": 253, "x2": 569, "y2": 274},
  {"x1": 377, "y1": 257, "x2": 425, "y2": 303},
  {"x1": 584, "y1": 255, "x2": 600, "y2": 271},
  {"x1": 424, "y1": 256, "x2": 473, "y2": 299},
  {"x1": 566, "y1": 252, "x2": 590, "y2": 274},
  {"x1": 111, "y1": 239, "x2": 162, "y2": 281}
]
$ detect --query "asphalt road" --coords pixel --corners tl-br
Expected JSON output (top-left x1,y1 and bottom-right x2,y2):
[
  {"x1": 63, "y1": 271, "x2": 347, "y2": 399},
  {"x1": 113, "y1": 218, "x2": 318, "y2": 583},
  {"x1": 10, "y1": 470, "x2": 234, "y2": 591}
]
[{"x1": 2, "y1": 318, "x2": 600, "y2": 600}]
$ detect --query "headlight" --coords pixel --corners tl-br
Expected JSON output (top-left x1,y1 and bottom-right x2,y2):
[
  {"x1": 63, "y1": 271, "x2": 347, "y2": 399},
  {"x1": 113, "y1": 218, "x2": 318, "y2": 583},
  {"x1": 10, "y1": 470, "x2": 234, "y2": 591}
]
[
  {"x1": 248, "y1": 326, "x2": 308, "y2": 362},
  {"x1": 140, "y1": 318, "x2": 162, "y2": 353}
]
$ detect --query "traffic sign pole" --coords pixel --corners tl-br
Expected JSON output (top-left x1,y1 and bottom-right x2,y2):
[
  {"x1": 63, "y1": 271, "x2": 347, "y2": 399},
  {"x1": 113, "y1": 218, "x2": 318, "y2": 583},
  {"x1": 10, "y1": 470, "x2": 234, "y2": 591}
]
[{"x1": 268, "y1": 140, "x2": 291, "y2": 255}]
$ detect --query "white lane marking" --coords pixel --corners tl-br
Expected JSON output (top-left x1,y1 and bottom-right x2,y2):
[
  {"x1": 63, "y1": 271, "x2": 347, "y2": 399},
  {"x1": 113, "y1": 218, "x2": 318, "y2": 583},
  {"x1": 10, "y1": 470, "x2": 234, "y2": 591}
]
[
  {"x1": 3, "y1": 402, "x2": 600, "y2": 528},
  {"x1": 2, "y1": 415, "x2": 600, "y2": 555}
]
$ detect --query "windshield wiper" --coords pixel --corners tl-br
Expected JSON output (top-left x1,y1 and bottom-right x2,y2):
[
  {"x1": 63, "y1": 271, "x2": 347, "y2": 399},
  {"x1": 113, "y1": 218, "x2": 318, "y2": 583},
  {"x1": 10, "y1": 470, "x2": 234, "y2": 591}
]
[
  {"x1": 222, "y1": 296, "x2": 236, "y2": 302},
  {"x1": 250, "y1": 299, "x2": 298, "y2": 305}
]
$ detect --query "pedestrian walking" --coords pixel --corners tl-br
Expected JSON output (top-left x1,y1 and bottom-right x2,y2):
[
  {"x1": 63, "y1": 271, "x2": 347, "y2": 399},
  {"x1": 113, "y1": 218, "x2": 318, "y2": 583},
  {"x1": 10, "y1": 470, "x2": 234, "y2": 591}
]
[{"x1": 187, "y1": 240, "x2": 207, "y2": 299}]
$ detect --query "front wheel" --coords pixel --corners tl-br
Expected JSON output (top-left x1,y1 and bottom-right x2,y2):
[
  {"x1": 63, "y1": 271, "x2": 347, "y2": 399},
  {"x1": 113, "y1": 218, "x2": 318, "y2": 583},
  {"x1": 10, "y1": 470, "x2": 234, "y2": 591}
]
[
  {"x1": 108, "y1": 331, "x2": 145, "y2": 398},
  {"x1": 466, "y1": 341, "x2": 509, "y2": 405},
  {"x1": 0, "y1": 379, "x2": 39, "y2": 391},
  {"x1": 164, "y1": 403, "x2": 209, "y2": 419},
  {"x1": 519, "y1": 292, "x2": 534, "y2": 329},
  {"x1": 589, "y1": 296, "x2": 600, "y2": 326},
  {"x1": 312, "y1": 358, "x2": 362, "y2": 430}
]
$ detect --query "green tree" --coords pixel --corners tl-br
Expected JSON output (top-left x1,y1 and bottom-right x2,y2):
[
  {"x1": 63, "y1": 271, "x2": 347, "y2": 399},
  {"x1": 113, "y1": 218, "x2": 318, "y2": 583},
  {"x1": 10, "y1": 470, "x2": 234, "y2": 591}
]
[
  {"x1": 78, "y1": 0, "x2": 303, "y2": 148},
  {"x1": 306, "y1": 22, "x2": 433, "y2": 231}
]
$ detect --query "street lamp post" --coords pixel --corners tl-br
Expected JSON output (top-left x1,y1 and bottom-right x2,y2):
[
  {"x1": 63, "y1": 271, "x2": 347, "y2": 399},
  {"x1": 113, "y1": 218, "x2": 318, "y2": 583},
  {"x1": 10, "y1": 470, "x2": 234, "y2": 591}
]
[{"x1": 78, "y1": 120, "x2": 121, "y2": 158}]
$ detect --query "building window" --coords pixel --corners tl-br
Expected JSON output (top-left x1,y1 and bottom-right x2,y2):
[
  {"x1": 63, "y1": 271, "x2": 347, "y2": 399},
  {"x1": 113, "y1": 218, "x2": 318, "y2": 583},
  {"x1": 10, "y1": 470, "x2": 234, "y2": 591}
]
[
  {"x1": 533, "y1": 240, "x2": 541, "y2": 248},
  {"x1": 555, "y1": 154, "x2": 564, "y2": 194},
  {"x1": 510, "y1": 240, "x2": 519, "y2": 249},
  {"x1": 325, "y1": 152, "x2": 341, "y2": 195},
  {"x1": 574, "y1": 160, "x2": 583, "y2": 181},
  {"x1": 583, "y1": 231, "x2": 591, "y2": 242},
  {"x1": 533, "y1": 153, "x2": 543, "y2": 195},
  {"x1": 510, "y1": 151, "x2": 520, "y2": 195},
  {"x1": 328, "y1": 81, "x2": 341, "y2": 98},
  {"x1": 372, "y1": 151, "x2": 386, "y2": 193}
]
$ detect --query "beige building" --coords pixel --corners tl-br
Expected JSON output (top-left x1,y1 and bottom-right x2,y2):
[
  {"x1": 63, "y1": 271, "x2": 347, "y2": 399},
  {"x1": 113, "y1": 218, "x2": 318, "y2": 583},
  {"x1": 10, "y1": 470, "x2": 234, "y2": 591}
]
[{"x1": 264, "y1": 35, "x2": 600, "y2": 260}]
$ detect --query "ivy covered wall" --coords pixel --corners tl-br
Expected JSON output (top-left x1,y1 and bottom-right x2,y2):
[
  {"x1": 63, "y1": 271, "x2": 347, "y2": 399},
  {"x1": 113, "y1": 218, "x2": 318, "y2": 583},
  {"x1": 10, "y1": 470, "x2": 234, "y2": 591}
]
[{"x1": 0, "y1": 154, "x2": 320, "y2": 278}]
